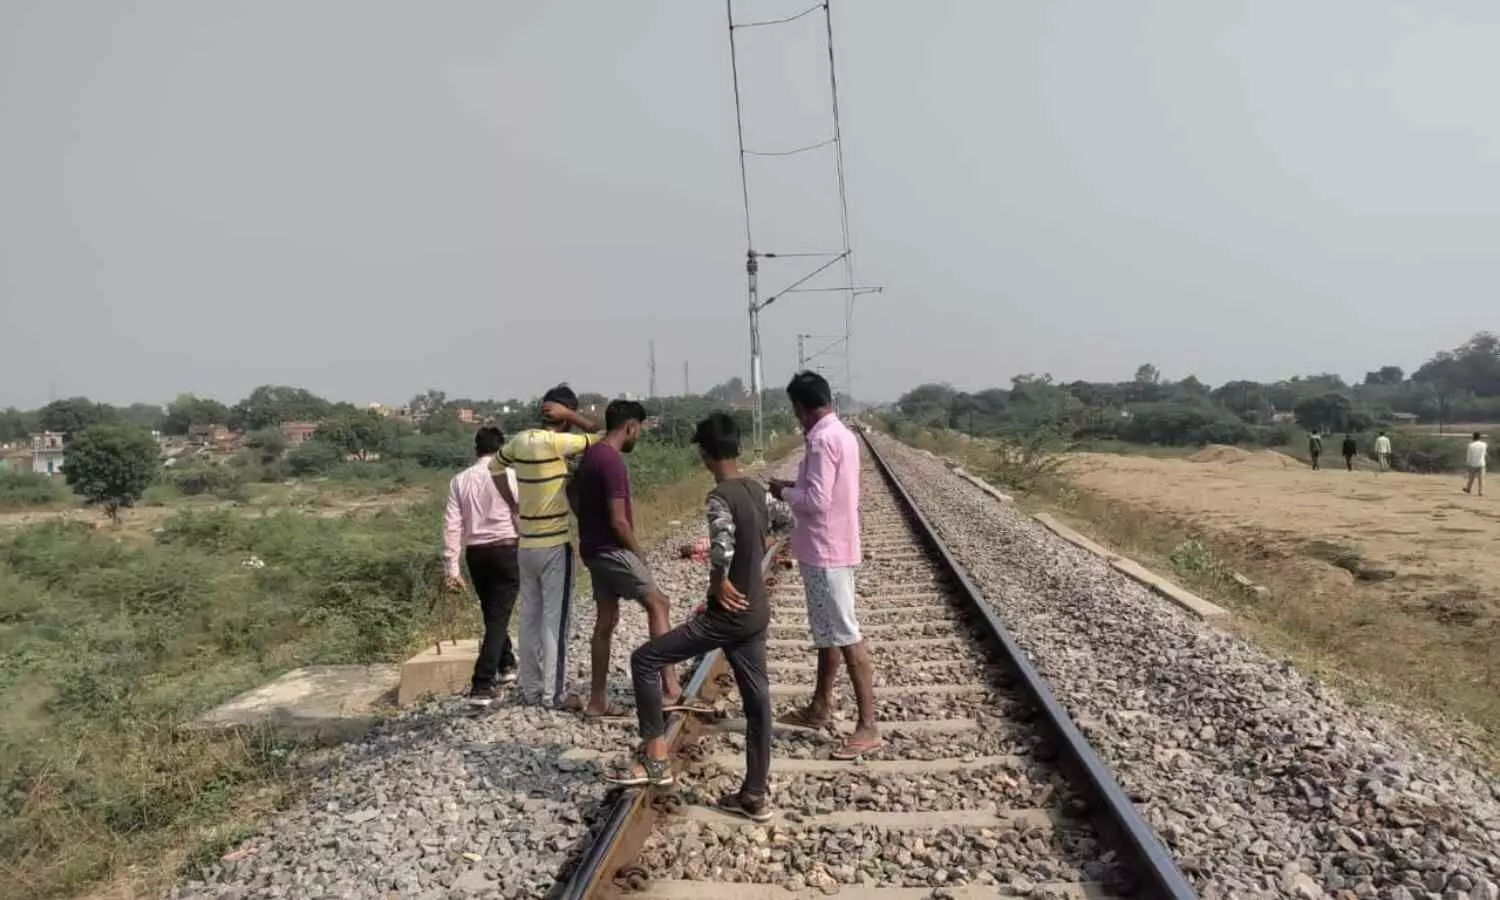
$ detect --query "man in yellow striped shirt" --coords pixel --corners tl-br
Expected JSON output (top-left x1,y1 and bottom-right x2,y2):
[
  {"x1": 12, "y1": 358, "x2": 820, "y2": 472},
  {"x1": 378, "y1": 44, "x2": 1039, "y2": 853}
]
[{"x1": 492, "y1": 385, "x2": 600, "y2": 707}]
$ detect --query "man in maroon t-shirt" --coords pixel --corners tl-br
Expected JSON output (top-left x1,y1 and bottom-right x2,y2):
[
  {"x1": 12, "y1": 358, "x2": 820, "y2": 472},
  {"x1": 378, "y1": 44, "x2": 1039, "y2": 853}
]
[{"x1": 572, "y1": 400, "x2": 681, "y2": 716}]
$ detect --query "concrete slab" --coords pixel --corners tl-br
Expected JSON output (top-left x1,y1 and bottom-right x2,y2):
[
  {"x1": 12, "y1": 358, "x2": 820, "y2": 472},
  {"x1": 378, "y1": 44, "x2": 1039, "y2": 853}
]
[
  {"x1": 397, "y1": 639, "x2": 479, "y2": 707},
  {"x1": 192, "y1": 664, "x2": 398, "y2": 745}
]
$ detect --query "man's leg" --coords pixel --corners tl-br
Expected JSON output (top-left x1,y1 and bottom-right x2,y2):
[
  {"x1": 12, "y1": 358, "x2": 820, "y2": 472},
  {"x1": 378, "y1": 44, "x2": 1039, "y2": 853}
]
[
  {"x1": 825, "y1": 566, "x2": 879, "y2": 753},
  {"x1": 781, "y1": 564, "x2": 841, "y2": 726},
  {"x1": 516, "y1": 548, "x2": 546, "y2": 705},
  {"x1": 465, "y1": 545, "x2": 514, "y2": 695},
  {"x1": 613, "y1": 615, "x2": 723, "y2": 780},
  {"x1": 584, "y1": 556, "x2": 623, "y2": 716},
  {"x1": 495, "y1": 546, "x2": 520, "y2": 676},
  {"x1": 1465, "y1": 468, "x2": 1477, "y2": 494},
  {"x1": 723, "y1": 629, "x2": 772, "y2": 801},
  {"x1": 538, "y1": 544, "x2": 576, "y2": 709}
]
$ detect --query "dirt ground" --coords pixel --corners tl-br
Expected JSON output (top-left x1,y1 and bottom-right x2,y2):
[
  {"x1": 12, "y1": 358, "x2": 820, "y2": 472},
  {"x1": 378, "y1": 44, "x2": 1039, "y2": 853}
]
[{"x1": 1061, "y1": 445, "x2": 1499, "y2": 756}]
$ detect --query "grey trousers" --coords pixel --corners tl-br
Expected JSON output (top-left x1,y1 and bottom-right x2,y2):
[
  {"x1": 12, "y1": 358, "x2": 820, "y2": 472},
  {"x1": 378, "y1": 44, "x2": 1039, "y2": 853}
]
[{"x1": 517, "y1": 543, "x2": 575, "y2": 706}]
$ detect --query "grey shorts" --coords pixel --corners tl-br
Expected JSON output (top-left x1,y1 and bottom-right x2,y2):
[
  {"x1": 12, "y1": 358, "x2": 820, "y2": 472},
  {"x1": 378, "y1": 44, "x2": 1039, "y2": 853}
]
[
  {"x1": 799, "y1": 564, "x2": 862, "y2": 648},
  {"x1": 585, "y1": 550, "x2": 656, "y2": 604}
]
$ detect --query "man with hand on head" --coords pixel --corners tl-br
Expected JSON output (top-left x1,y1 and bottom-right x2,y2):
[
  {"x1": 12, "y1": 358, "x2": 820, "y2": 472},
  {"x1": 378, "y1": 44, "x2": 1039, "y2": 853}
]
[
  {"x1": 493, "y1": 385, "x2": 600, "y2": 709},
  {"x1": 572, "y1": 399, "x2": 684, "y2": 717}
]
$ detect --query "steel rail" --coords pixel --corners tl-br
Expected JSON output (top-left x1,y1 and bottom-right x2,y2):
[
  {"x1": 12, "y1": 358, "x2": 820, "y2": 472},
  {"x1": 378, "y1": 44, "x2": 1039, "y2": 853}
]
[
  {"x1": 857, "y1": 428, "x2": 1197, "y2": 900},
  {"x1": 557, "y1": 537, "x2": 788, "y2": 900}
]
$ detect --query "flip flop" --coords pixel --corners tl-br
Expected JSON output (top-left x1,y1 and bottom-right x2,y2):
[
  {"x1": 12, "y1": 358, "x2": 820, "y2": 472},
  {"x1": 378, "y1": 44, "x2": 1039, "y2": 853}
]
[
  {"x1": 581, "y1": 702, "x2": 633, "y2": 720},
  {"x1": 829, "y1": 737, "x2": 884, "y2": 760},
  {"x1": 602, "y1": 753, "x2": 675, "y2": 787},
  {"x1": 775, "y1": 708, "x2": 831, "y2": 730},
  {"x1": 663, "y1": 701, "x2": 714, "y2": 715}
]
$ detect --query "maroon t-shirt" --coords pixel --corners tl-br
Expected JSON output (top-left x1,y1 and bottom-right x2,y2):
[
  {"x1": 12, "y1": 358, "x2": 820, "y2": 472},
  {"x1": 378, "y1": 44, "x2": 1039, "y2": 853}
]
[{"x1": 573, "y1": 442, "x2": 631, "y2": 558}]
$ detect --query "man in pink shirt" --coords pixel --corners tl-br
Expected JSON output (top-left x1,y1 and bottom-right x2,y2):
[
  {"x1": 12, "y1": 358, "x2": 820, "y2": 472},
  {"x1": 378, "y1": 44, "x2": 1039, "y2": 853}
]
[
  {"x1": 770, "y1": 371, "x2": 880, "y2": 758},
  {"x1": 443, "y1": 426, "x2": 522, "y2": 707}
]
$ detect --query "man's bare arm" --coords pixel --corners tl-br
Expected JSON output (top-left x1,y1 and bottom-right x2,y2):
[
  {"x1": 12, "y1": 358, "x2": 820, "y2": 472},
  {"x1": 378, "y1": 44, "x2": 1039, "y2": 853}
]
[{"x1": 609, "y1": 497, "x2": 643, "y2": 557}]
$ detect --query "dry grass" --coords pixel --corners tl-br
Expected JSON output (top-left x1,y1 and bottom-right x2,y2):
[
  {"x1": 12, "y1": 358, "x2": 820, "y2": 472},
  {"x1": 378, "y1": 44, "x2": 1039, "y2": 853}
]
[{"x1": 903, "y1": 432, "x2": 1500, "y2": 772}]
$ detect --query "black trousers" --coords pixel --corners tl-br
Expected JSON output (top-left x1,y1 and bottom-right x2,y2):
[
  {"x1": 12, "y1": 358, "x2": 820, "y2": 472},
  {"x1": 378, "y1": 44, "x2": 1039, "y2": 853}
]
[
  {"x1": 466, "y1": 541, "x2": 519, "y2": 690},
  {"x1": 1310, "y1": 452, "x2": 1321, "y2": 470},
  {"x1": 630, "y1": 608, "x2": 771, "y2": 797},
  {"x1": 1344, "y1": 454, "x2": 1355, "y2": 471}
]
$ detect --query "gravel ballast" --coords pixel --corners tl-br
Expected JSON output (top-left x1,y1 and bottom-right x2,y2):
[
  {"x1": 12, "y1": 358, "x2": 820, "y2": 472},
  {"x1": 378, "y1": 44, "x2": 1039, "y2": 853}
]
[
  {"x1": 869, "y1": 433, "x2": 1500, "y2": 899},
  {"x1": 170, "y1": 462, "x2": 801, "y2": 900}
]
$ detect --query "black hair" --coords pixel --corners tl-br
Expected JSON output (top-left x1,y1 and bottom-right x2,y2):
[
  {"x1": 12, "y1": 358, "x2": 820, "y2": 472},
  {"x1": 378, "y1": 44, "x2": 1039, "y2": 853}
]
[
  {"x1": 475, "y1": 426, "x2": 505, "y2": 457},
  {"x1": 691, "y1": 412, "x2": 741, "y2": 461},
  {"x1": 786, "y1": 370, "x2": 832, "y2": 410},
  {"x1": 1475, "y1": 432, "x2": 1484, "y2": 441},
  {"x1": 541, "y1": 384, "x2": 579, "y2": 410},
  {"x1": 605, "y1": 399, "x2": 647, "y2": 432}
]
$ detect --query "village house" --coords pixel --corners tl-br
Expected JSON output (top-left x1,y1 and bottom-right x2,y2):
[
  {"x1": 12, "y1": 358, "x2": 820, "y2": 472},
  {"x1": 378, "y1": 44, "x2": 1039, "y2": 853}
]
[
  {"x1": 0, "y1": 443, "x2": 32, "y2": 474},
  {"x1": 455, "y1": 407, "x2": 476, "y2": 424},
  {"x1": 280, "y1": 421, "x2": 318, "y2": 444},
  {"x1": 30, "y1": 432, "x2": 65, "y2": 477},
  {"x1": 188, "y1": 423, "x2": 231, "y2": 446}
]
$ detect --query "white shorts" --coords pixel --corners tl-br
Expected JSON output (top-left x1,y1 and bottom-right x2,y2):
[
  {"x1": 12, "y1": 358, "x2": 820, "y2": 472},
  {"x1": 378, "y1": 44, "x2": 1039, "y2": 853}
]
[{"x1": 799, "y1": 564, "x2": 861, "y2": 649}]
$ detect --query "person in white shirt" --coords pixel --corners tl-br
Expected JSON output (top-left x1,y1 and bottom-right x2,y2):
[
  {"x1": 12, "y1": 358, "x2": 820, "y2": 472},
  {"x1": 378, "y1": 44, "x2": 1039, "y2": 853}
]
[
  {"x1": 1373, "y1": 431, "x2": 1392, "y2": 471},
  {"x1": 1464, "y1": 432, "x2": 1488, "y2": 497}
]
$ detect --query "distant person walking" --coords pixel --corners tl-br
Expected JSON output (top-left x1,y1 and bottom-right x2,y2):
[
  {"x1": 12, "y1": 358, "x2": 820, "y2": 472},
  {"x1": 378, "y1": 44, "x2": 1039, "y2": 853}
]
[
  {"x1": 1308, "y1": 432, "x2": 1323, "y2": 470},
  {"x1": 443, "y1": 427, "x2": 521, "y2": 707},
  {"x1": 1374, "y1": 431, "x2": 1392, "y2": 471},
  {"x1": 1464, "y1": 432, "x2": 1488, "y2": 497},
  {"x1": 606, "y1": 413, "x2": 791, "y2": 824},
  {"x1": 494, "y1": 386, "x2": 601, "y2": 708},
  {"x1": 771, "y1": 371, "x2": 881, "y2": 760},
  {"x1": 1341, "y1": 434, "x2": 1357, "y2": 471},
  {"x1": 572, "y1": 399, "x2": 683, "y2": 717}
]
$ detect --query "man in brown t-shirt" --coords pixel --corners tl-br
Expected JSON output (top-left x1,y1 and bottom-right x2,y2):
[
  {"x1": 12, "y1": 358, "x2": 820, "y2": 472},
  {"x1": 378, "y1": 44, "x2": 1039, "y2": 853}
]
[
  {"x1": 604, "y1": 413, "x2": 791, "y2": 823},
  {"x1": 572, "y1": 399, "x2": 680, "y2": 715}
]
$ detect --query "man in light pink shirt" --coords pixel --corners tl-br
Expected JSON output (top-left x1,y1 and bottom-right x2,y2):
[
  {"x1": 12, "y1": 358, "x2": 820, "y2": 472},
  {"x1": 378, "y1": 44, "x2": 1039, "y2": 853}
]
[
  {"x1": 770, "y1": 371, "x2": 879, "y2": 758},
  {"x1": 443, "y1": 426, "x2": 522, "y2": 706}
]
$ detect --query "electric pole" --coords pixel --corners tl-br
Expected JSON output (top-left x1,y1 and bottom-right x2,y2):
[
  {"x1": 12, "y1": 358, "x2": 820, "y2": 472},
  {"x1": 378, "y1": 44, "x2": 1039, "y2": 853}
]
[
  {"x1": 683, "y1": 360, "x2": 690, "y2": 396},
  {"x1": 648, "y1": 340, "x2": 657, "y2": 400}
]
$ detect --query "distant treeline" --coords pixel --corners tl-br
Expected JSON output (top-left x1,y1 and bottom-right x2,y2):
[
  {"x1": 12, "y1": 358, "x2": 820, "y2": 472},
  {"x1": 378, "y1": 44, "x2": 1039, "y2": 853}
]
[{"x1": 883, "y1": 332, "x2": 1500, "y2": 473}]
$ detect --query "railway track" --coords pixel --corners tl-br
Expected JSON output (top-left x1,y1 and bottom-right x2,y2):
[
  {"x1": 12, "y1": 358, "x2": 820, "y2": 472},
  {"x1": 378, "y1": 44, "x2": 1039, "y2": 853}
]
[{"x1": 561, "y1": 432, "x2": 1195, "y2": 900}]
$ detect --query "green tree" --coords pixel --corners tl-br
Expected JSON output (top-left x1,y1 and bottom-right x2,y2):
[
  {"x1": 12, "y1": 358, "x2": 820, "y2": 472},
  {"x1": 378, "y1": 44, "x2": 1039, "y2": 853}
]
[
  {"x1": 162, "y1": 393, "x2": 231, "y2": 435},
  {"x1": 228, "y1": 385, "x2": 333, "y2": 430},
  {"x1": 0, "y1": 407, "x2": 38, "y2": 442},
  {"x1": 314, "y1": 410, "x2": 388, "y2": 460},
  {"x1": 243, "y1": 427, "x2": 288, "y2": 464},
  {"x1": 38, "y1": 397, "x2": 118, "y2": 438},
  {"x1": 63, "y1": 425, "x2": 161, "y2": 522}
]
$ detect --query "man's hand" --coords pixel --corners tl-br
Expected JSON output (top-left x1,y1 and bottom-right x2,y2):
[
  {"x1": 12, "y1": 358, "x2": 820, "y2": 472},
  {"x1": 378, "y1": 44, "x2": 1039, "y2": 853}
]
[
  {"x1": 442, "y1": 575, "x2": 466, "y2": 594},
  {"x1": 540, "y1": 401, "x2": 575, "y2": 425},
  {"x1": 717, "y1": 578, "x2": 749, "y2": 613}
]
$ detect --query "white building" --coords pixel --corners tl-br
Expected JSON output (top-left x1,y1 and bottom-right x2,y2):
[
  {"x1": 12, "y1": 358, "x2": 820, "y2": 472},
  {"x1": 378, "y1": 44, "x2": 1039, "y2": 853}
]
[{"x1": 31, "y1": 432, "x2": 65, "y2": 477}]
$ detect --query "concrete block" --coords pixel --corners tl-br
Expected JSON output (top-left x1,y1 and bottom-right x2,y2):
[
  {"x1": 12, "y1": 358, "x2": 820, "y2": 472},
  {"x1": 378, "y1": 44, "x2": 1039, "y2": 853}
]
[
  {"x1": 192, "y1": 664, "x2": 398, "y2": 745},
  {"x1": 1032, "y1": 512, "x2": 1115, "y2": 559},
  {"x1": 1110, "y1": 557, "x2": 1230, "y2": 622},
  {"x1": 398, "y1": 639, "x2": 479, "y2": 707}
]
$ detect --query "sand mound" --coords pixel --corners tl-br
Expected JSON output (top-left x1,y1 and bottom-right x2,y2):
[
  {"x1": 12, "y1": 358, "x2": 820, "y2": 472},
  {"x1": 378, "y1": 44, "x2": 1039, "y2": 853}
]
[{"x1": 1187, "y1": 444, "x2": 1257, "y2": 464}]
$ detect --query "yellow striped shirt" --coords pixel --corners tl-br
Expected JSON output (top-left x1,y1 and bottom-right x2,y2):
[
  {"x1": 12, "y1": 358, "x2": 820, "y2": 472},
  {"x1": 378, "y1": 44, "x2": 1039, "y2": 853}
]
[{"x1": 492, "y1": 429, "x2": 598, "y2": 549}]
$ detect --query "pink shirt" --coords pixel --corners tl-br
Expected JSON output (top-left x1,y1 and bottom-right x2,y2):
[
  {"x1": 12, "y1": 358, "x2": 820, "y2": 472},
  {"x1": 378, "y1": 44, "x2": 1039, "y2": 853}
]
[
  {"x1": 443, "y1": 456, "x2": 520, "y2": 577},
  {"x1": 785, "y1": 413, "x2": 861, "y2": 568}
]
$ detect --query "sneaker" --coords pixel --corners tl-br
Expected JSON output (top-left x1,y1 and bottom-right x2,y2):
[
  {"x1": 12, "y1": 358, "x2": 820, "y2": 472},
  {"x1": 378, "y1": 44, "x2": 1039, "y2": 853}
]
[
  {"x1": 717, "y1": 791, "x2": 773, "y2": 823},
  {"x1": 498, "y1": 670, "x2": 518, "y2": 685},
  {"x1": 468, "y1": 685, "x2": 502, "y2": 707}
]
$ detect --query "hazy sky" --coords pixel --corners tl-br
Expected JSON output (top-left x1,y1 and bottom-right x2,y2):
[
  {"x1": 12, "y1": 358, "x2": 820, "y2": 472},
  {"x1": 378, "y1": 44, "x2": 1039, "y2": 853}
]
[{"x1": 3, "y1": 1, "x2": 1497, "y2": 408}]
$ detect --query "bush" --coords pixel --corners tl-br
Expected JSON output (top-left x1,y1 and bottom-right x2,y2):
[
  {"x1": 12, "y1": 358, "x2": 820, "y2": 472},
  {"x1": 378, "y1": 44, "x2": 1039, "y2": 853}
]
[
  {"x1": 170, "y1": 464, "x2": 247, "y2": 501},
  {"x1": 286, "y1": 440, "x2": 342, "y2": 476},
  {"x1": 0, "y1": 470, "x2": 67, "y2": 508},
  {"x1": 1387, "y1": 432, "x2": 1469, "y2": 474}
]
